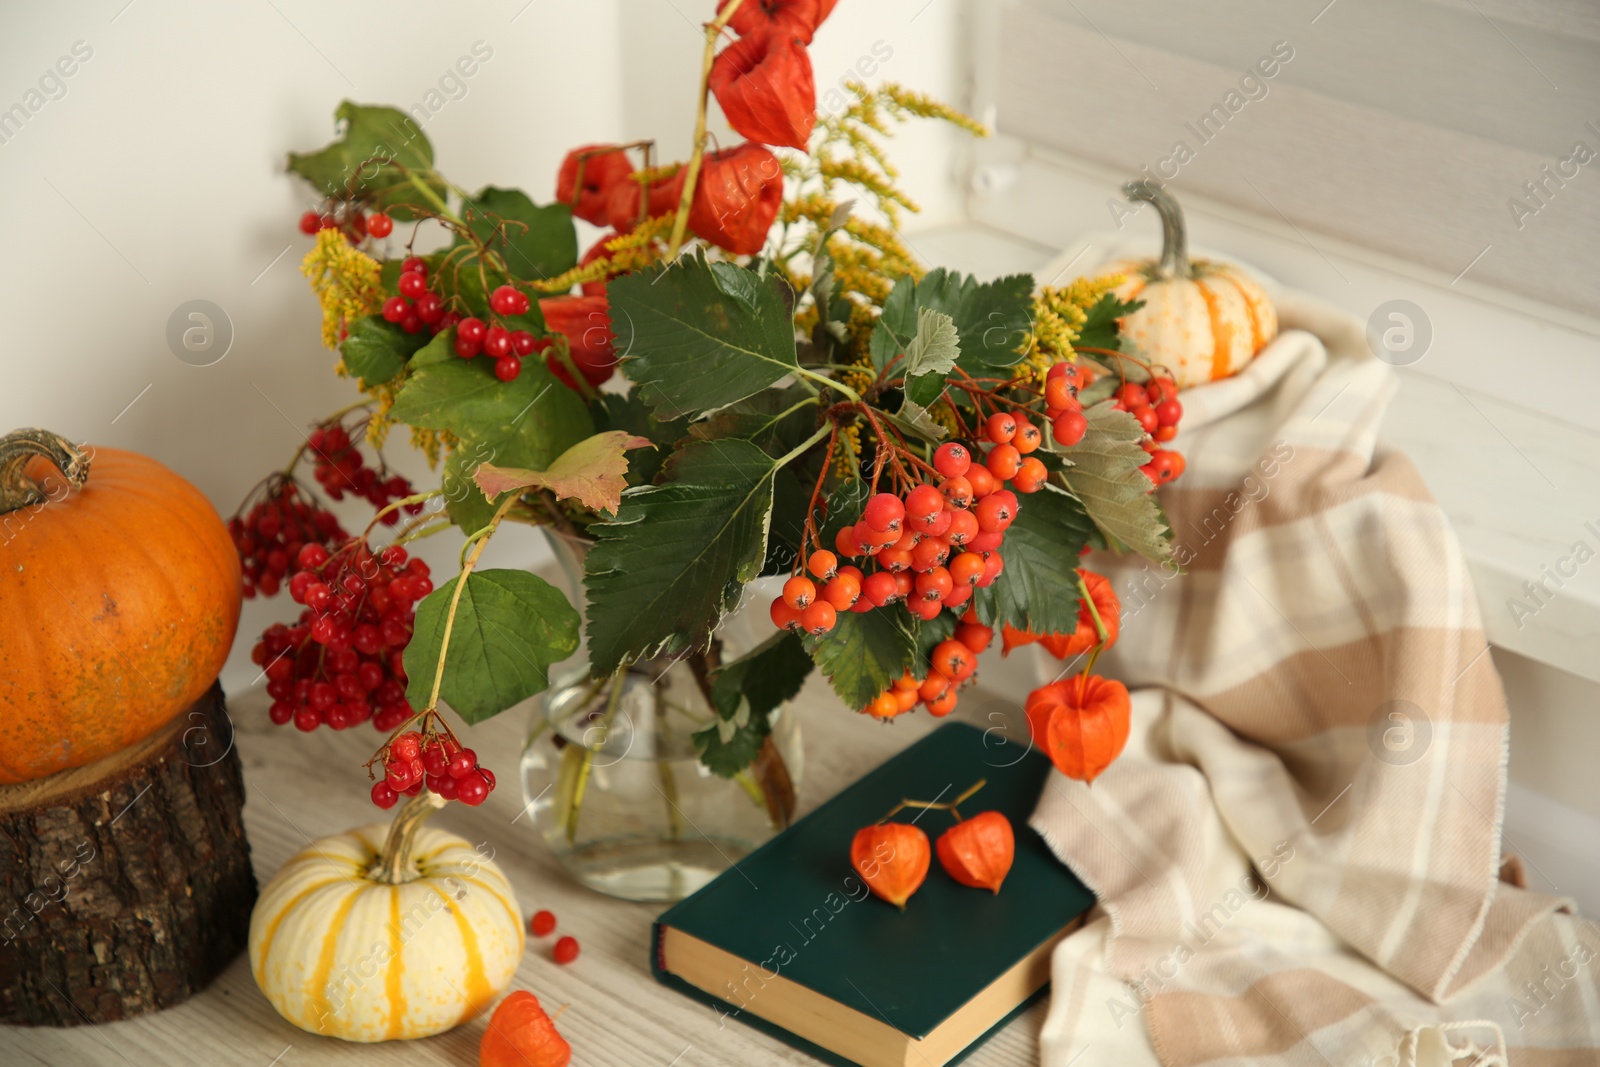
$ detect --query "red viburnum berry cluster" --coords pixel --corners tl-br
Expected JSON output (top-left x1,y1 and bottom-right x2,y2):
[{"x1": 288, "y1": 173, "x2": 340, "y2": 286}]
[
  {"x1": 368, "y1": 724, "x2": 496, "y2": 810},
  {"x1": 253, "y1": 541, "x2": 432, "y2": 734},
  {"x1": 1110, "y1": 375, "x2": 1186, "y2": 486},
  {"x1": 230, "y1": 477, "x2": 348, "y2": 600},
  {"x1": 308, "y1": 421, "x2": 421, "y2": 524}
]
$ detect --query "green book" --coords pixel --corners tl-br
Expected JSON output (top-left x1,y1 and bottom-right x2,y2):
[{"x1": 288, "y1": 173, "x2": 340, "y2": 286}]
[{"x1": 652, "y1": 721, "x2": 1094, "y2": 1067}]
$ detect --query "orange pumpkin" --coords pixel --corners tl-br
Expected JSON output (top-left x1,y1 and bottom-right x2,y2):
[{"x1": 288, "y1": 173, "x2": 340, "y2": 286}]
[
  {"x1": 850, "y1": 823, "x2": 930, "y2": 909},
  {"x1": 1101, "y1": 181, "x2": 1277, "y2": 389},
  {"x1": 0, "y1": 428, "x2": 241, "y2": 784},
  {"x1": 1025, "y1": 674, "x2": 1131, "y2": 784},
  {"x1": 935, "y1": 811, "x2": 1015, "y2": 893}
]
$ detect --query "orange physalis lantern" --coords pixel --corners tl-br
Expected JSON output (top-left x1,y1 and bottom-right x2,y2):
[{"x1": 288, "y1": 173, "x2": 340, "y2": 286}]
[
  {"x1": 935, "y1": 811, "x2": 1015, "y2": 893},
  {"x1": 480, "y1": 991, "x2": 571, "y2": 1067},
  {"x1": 556, "y1": 144, "x2": 636, "y2": 227},
  {"x1": 850, "y1": 823, "x2": 931, "y2": 909},
  {"x1": 709, "y1": 31, "x2": 817, "y2": 150},
  {"x1": 688, "y1": 142, "x2": 784, "y2": 256},
  {"x1": 718, "y1": 0, "x2": 836, "y2": 43},
  {"x1": 1025, "y1": 674, "x2": 1131, "y2": 784}
]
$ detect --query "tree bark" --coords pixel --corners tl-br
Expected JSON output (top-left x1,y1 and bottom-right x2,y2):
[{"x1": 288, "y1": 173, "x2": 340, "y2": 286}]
[{"x1": 0, "y1": 683, "x2": 256, "y2": 1026}]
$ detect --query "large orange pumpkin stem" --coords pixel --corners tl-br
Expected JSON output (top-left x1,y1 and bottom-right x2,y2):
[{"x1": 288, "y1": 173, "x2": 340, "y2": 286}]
[
  {"x1": 1123, "y1": 180, "x2": 1190, "y2": 281},
  {"x1": 371, "y1": 789, "x2": 446, "y2": 885},
  {"x1": 0, "y1": 428, "x2": 89, "y2": 515}
]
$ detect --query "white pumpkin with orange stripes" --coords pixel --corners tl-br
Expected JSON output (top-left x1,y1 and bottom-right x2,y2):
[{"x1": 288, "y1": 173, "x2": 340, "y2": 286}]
[
  {"x1": 249, "y1": 796, "x2": 522, "y2": 1042},
  {"x1": 1101, "y1": 181, "x2": 1278, "y2": 390}
]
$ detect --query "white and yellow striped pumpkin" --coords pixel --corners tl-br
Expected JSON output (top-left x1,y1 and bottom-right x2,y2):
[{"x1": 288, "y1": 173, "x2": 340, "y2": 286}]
[
  {"x1": 1102, "y1": 181, "x2": 1277, "y2": 389},
  {"x1": 249, "y1": 811, "x2": 522, "y2": 1043}
]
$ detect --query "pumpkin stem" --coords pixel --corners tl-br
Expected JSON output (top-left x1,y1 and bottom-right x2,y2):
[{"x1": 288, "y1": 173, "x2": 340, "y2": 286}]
[
  {"x1": 0, "y1": 428, "x2": 90, "y2": 516},
  {"x1": 371, "y1": 790, "x2": 446, "y2": 884},
  {"x1": 1122, "y1": 180, "x2": 1190, "y2": 280}
]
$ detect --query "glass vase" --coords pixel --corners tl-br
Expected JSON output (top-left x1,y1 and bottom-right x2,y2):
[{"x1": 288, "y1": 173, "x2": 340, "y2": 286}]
[{"x1": 519, "y1": 529, "x2": 801, "y2": 902}]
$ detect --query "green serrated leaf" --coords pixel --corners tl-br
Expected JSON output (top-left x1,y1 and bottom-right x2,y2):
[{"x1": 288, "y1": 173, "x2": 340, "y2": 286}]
[
  {"x1": 901, "y1": 306, "x2": 961, "y2": 410},
  {"x1": 610, "y1": 255, "x2": 799, "y2": 421},
  {"x1": 1076, "y1": 291, "x2": 1144, "y2": 354},
  {"x1": 708, "y1": 631, "x2": 812, "y2": 720},
  {"x1": 982, "y1": 484, "x2": 1096, "y2": 634},
  {"x1": 389, "y1": 350, "x2": 593, "y2": 475},
  {"x1": 885, "y1": 400, "x2": 949, "y2": 444},
  {"x1": 689, "y1": 387, "x2": 817, "y2": 458},
  {"x1": 458, "y1": 186, "x2": 577, "y2": 284},
  {"x1": 340, "y1": 315, "x2": 428, "y2": 387},
  {"x1": 287, "y1": 102, "x2": 441, "y2": 219},
  {"x1": 871, "y1": 269, "x2": 1033, "y2": 375},
  {"x1": 404, "y1": 569, "x2": 580, "y2": 723},
  {"x1": 1060, "y1": 403, "x2": 1173, "y2": 564},
  {"x1": 441, "y1": 442, "x2": 502, "y2": 536},
  {"x1": 803, "y1": 608, "x2": 919, "y2": 710},
  {"x1": 584, "y1": 440, "x2": 782, "y2": 675}
]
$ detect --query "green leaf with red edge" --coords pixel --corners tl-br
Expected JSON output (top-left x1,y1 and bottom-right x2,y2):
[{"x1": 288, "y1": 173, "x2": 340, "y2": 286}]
[
  {"x1": 474, "y1": 431, "x2": 652, "y2": 515},
  {"x1": 403, "y1": 569, "x2": 580, "y2": 724}
]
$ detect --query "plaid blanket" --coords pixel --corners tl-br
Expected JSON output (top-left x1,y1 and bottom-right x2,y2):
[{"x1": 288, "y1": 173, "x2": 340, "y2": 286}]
[{"x1": 1030, "y1": 288, "x2": 1600, "y2": 1066}]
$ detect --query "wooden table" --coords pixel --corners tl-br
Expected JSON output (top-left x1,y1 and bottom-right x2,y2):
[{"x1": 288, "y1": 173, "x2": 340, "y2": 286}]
[{"x1": 0, "y1": 678, "x2": 1047, "y2": 1066}]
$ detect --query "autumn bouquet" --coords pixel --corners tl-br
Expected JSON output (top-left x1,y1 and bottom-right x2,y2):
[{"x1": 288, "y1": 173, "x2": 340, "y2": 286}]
[{"x1": 238, "y1": 0, "x2": 1183, "y2": 845}]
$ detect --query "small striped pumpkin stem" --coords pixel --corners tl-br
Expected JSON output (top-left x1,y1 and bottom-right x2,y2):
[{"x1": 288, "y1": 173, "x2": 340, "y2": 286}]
[
  {"x1": 370, "y1": 790, "x2": 446, "y2": 885},
  {"x1": 1122, "y1": 180, "x2": 1191, "y2": 281},
  {"x1": 0, "y1": 428, "x2": 89, "y2": 515}
]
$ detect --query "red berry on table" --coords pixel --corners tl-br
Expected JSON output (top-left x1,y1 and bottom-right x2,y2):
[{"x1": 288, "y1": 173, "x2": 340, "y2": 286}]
[
  {"x1": 381, "y1": 296, "x2": 409, "y2": 323},
  {"x1": 1051, "y1": 408, "x2": 1088, "y2": 447},
  {"x1": 398, "y1": 270, "x2": 428, "y2": 300},
  {"x1": 401, "y1": 256, "x2": 427, "y2": 276},
  {"x1": 985, "y1": 412, "x2": 1017, "y2": 444},
  {"x1": 933, "y1": 441, "x2": 972, "y2": 478},
  {"x1": 298, "y1": 210, "x2": 323, "y2": 235},
  {"x1": 782, "y1": 575, "x2": 816, "y2": 609},
  {"x1": 494, "y1": 355, "x2": 522, "y2": 382},
  {"x1": 529, "y1": 910, "x2": 557, "y2": 937},
  {"x1": 552, "y1": 936, "x2": 580, "y2": 964},
  {"x1": 366, "y1": 212, "x2": 394, "y2": 238}
]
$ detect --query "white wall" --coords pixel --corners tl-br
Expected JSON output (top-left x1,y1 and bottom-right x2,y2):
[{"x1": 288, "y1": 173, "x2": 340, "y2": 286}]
[{"x1": 0, "y1": 0, "x2": 968, "y2": 692}]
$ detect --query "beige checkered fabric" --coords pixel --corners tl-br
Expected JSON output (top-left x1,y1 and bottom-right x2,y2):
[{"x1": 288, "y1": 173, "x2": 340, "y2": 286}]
[{"x1": 1031, "y1": 291, "x2": 1599, "y2": 1066}]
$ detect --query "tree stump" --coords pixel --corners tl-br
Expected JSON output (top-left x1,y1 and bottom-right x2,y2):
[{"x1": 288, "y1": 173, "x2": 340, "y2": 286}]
[{"x1": 0, "y1": 683, "x2": 257, "y2": 1026}]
